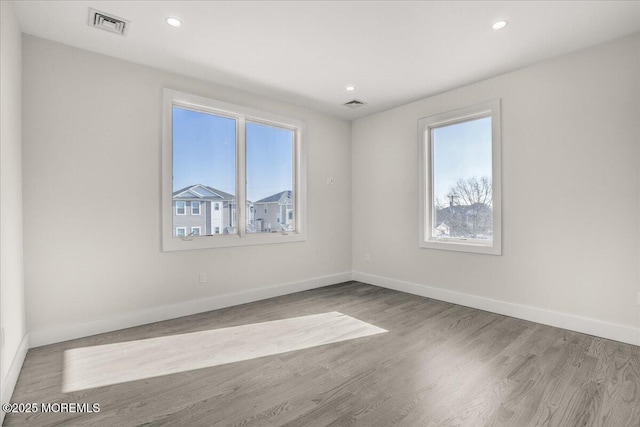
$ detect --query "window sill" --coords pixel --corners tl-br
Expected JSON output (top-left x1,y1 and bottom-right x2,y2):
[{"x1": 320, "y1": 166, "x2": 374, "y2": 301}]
[
  {"x1": 162, "y1": 232, "x2": 306, "y2": 252},
  {"x1": 420, "y1": 239, "x2": 501, "y2": 255}
]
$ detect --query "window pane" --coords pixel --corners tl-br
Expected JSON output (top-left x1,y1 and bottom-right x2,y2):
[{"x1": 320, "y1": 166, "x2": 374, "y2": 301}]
[
  {"x1": 172, "y1": 106, "x2": 237, "y2": 237},
  {"x1": 432, "y1": 116, "x2": 492, "y2": 240},
  {"x1": 175, "y1": 201, "x2": 185, "y2": 215},
  {"x1": 246, "y1": 122, "x2": 294, "y2": 234}
]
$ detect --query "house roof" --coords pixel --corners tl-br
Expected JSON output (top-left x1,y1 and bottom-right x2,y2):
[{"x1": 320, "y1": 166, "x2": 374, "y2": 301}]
[
  {"x1": 173, "y1": 184, "x2": 235, "y2": 201},
  {"x1": 255, "y1": 190, "x2": 291, "y2": 204}
]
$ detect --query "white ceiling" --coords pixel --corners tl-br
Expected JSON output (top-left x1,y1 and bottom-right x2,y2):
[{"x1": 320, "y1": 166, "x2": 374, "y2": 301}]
[{"x1": 12, "y1": 1, "x2": 640, "y2": 120}]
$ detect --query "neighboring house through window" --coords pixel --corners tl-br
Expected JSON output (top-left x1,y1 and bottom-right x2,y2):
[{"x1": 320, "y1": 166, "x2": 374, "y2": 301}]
[
  {"x1": 172, "y1": 184, "x2": 234, "y2": 238},
  {"x1": 162, "y1": 89, "x2": 307, "y2": 251},
  {"x1": 253, "y1": 190, "x2": 294, "y2": 233}
]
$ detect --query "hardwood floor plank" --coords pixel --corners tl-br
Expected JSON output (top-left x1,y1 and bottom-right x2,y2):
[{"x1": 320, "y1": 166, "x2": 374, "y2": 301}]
[
  {"x1": 62, "y1": 311, "x2": 386, "y2": 392},
  {"x1": 5, "y1": 282, "x2": 640, "y2": 427}
]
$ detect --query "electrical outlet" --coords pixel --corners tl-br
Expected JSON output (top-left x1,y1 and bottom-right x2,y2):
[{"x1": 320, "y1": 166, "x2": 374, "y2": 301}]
[
  {"x1": 199, "y1": 273, "x2": 207, "y2": 284},
  {"x1": 326, "y1": 177, "x2": 334, "y2": 185},
  {"x1": 364, "y1": 254, "x2": 371, "y2": 263}
]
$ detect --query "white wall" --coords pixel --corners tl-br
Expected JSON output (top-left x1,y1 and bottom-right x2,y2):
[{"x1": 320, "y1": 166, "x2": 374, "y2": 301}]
[
  {"x1": 17, "y1": 29, "x2": 640, "y2": 349},
  {"x1": 22, "y1": 36, "x2": 352, "y2": 346},
  {"x1": 352, "y1": 34, "x2": 640, "y2": 343},
  {"x1": 0, "y1": 0, "x2": 28, "y2": 416}
]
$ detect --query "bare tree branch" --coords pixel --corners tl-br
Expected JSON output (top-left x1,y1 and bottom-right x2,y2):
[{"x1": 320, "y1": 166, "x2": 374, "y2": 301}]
[
  {"x1": 436, "y1": 176, "x2": 492, "y2": 238},
  {"x1": 449, "y1": 176, "x2": 492, "y2": 207}
]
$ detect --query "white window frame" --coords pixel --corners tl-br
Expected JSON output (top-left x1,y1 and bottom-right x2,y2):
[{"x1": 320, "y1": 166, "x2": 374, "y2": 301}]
[
  {"x1": 175, "y1": 227, "x2": 187, "y2": 237},
  {"x1": 162, "y1": 89, "x2": 307, "y2": 251},
  {"x1": 175, "y1": 201, "x2": 186, "y2": 216},
  {"x1": 418, "y1": 99, "x2": 502, "y2": 255},
  {"x1": 191, "y1": 201, "x2": 201, "y2": 215},
  {"x1": 191, "y1": 226, "x2": 201, "y2": 236}
]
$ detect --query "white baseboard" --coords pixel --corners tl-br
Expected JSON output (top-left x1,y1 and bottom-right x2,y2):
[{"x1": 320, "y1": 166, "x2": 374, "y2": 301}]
[
  {"x1": 1, "y1": 333, "x2": 29, "y2": 425},
  {"x1": 28, "y1": 270, "x2": 639, "y2": 349},
  {"x1": 29, "y1": 272, "x2": 353, "y2": 348},
  {"x1": 353, "y1": 271, "x2": 640, "y2": 347}
]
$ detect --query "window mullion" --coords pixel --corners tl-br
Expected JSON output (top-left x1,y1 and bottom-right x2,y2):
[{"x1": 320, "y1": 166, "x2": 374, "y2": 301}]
[{"x1": 237, "y1": 117, "x2": 247, "y2": 238}]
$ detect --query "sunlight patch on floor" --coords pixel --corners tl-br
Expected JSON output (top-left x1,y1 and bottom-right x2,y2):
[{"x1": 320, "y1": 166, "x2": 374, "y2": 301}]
[{"x1": 62, "y1": 311, "x2": 387, "y2": 392}]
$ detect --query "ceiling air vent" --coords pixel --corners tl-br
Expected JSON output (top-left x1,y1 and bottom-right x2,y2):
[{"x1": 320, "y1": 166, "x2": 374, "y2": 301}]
[
  {"x1": 88, "y1": 8, "x2": 130, "y2": 36},
  {"x1": 344, "y1": 99, "x2": 367, "y2": 109}
]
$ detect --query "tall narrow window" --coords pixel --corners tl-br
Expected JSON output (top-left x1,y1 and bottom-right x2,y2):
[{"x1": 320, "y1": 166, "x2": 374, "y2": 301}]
[
  {"x1": 246, "y1": 122, "x2": 294, "y2": 233},
  {"x1": 172, "y1": 106, "x2": 236, "y2": 239},
  {"x1": 419, "y1": 100, "x2": 501, "y2": 255},
  {"x1": 175, "y1": 201, "x2": 186, "y2": 215},
  {"x1": 191, "y1": 201, "x2": 201, "y2": 215},
  {"x1": 162, "y1": 89, "x2": 306, "y2": 251}
]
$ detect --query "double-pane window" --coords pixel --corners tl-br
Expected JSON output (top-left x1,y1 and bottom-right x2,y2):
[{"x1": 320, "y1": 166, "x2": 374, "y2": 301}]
[{"x1": 162, "y1": 90, "x2": 306, "y2": 251}]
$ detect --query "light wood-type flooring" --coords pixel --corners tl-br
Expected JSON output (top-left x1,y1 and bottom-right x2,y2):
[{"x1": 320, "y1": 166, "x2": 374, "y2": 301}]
[{"x1": 5, "y1": 282, "x2": 640, "y2": 426}]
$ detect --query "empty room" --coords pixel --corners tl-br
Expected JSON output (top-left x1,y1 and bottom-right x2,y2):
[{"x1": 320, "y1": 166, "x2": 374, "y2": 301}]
[{"x1": 1, "y1": 1, "x2": 639, "y2": 426}]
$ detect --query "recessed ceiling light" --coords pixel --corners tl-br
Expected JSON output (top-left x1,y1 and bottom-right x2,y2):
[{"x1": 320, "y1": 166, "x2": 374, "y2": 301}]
[
  {"x1": 166, "y1": 17, "x2": 182, "y2": 27},
  {"x1": 492, "y1": 20, "x2": 508, "y2": 30},
  {"x1": 346, "y1": 85, "x2": 356, "y2": 92}
]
